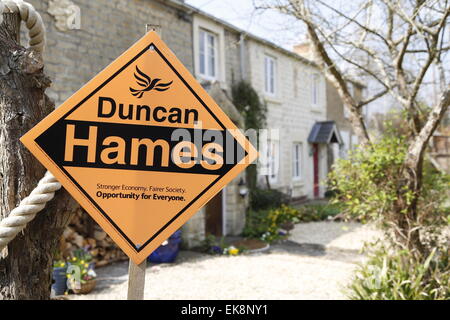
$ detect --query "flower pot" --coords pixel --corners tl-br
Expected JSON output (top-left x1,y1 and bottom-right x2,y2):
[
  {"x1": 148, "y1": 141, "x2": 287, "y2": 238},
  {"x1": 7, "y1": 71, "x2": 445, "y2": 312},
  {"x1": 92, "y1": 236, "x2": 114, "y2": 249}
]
[
  {"x1": 52, "y1": 266, "x2": 67, "y2": 296},
  {"x1": 148, "y1": 230, "x2": 181, "y2": 263},
  {"x1": 72, "y1": 279, "x2": 97, "y2": 295}
]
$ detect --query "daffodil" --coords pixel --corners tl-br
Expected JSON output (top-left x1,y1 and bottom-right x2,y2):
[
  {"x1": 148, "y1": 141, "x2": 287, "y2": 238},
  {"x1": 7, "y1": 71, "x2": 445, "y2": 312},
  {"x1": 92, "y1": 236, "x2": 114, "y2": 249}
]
[{"x1": 228, "y1": 246, "x2": 239, "y2": 256}]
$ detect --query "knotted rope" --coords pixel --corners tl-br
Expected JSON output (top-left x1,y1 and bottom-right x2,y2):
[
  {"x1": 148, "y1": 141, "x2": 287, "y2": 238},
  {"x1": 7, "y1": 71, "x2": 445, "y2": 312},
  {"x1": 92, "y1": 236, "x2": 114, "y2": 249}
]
[
  {"x1": 0, "y1": 1, "x2": 60, "y2": 252},
  {"x1": 0, "y1": 172, "x2": 61, "y2": 250},
  {"x1": 0, "y1": 0, "x2": 46, "y2": 53}
]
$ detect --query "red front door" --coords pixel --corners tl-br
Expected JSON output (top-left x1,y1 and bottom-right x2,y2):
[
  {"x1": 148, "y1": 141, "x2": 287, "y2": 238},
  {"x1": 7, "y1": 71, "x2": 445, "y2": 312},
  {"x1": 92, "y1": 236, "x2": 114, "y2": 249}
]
[{"x1": 313, "y1": 144, "x2": 320, "y2": 198}]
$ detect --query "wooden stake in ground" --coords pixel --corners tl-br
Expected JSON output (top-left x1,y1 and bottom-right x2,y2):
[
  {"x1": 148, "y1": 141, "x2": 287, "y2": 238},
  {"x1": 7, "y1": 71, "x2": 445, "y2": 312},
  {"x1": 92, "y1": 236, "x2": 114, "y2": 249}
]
[
  {"x1": 125, "y1": 24, "x2": 161, "y2": 301},
  {"x1": 127, "y1": 260, "x2": 147, "y2": 300}
]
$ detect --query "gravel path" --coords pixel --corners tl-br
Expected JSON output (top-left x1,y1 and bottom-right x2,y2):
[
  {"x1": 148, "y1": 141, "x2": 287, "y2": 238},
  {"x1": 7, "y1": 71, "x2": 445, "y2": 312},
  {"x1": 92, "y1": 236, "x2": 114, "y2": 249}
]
[{"x1": 70, "y1": 222, "x2": 382, "y2": 300}]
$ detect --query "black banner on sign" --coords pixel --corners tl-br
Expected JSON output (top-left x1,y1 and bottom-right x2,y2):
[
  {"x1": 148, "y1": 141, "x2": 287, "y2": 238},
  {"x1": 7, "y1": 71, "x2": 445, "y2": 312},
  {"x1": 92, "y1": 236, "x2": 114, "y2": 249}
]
[{"x1": 35, "y1": 120, "x2": 247, "y2": 175}]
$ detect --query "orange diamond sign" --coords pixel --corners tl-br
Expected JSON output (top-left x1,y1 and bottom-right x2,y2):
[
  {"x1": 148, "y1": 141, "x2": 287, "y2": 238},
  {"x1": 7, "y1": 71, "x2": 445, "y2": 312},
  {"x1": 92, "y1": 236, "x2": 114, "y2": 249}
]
[{"x1": 21, "y1": 31, "x2": 257, "y2": 264}]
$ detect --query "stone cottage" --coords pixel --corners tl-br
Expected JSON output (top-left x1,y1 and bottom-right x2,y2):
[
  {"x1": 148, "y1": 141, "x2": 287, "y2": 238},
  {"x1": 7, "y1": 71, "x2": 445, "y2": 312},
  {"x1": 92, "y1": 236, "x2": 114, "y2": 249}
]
[{"x1": 24, "y1": 0, "x2": 350, "y2": 247}]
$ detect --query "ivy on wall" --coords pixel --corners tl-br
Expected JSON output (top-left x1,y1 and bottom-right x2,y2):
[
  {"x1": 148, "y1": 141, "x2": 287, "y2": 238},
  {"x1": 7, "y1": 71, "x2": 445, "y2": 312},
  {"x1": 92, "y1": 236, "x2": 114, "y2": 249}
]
[{"x1": 231, "y1": 81, "x2": 267, "y2": 191}]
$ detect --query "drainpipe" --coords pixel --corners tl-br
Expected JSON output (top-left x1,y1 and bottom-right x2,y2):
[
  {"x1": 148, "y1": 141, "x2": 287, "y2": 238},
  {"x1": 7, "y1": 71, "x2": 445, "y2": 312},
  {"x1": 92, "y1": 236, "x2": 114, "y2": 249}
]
[{"x1": 239, "y1": 33, "x2": 247, "y2": 81}]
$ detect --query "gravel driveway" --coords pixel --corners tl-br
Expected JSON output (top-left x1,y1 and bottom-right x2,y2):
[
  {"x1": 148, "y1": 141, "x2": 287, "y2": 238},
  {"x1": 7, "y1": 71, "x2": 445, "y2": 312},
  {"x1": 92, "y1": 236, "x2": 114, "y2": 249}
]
[{"x1": 70, "y1": 221, "x2": 381, "y2": 300}]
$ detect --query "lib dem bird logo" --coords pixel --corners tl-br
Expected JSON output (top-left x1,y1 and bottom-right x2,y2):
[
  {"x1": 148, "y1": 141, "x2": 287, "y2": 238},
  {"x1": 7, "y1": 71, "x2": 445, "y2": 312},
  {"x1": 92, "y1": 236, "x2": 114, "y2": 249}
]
[{"x1": 129, "y1": 66, "x2": 173, "y2": 98}]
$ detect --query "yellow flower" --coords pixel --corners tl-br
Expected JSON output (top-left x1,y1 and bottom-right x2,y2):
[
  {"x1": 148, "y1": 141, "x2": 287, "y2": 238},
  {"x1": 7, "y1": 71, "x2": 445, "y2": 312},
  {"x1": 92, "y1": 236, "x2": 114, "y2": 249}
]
[
  {"x1": 80, "y1": 260, "x2": 85, "y2": 264},
  {"x1": 72, "y1": 257, "x2": 76, "y2": 261},
  {"x1": 228, "y1": 248, "x2": 239, "y2": 256},
  {"x1": 84, "y1": 263, "x2": 89, "y2": 268}
]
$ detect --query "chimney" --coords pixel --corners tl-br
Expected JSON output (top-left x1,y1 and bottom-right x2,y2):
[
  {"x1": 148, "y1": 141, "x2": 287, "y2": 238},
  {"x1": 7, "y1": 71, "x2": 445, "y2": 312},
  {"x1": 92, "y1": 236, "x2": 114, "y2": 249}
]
[{"x1": 293, "y1": 42, "x2": 317, "y2": 62}]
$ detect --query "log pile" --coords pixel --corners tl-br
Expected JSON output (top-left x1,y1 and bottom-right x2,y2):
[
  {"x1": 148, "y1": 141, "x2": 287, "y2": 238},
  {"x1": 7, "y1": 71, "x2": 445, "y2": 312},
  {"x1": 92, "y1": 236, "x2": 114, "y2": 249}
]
[{"x1": 59, "y1": 209, "x2": 128, "y2": 267}]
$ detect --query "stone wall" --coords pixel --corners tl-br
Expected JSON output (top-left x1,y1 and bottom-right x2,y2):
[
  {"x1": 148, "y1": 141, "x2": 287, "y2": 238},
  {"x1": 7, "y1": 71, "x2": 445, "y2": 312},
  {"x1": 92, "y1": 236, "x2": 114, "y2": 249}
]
[
  {"x1": 26, "y1": 0, "x2": 194, "y2": 107},
  {"x1": 224, "y1": 29, "x2": 243, "y2": 90},
  {"x1": 24, "y1": 0, "x2": 247, "y2": 247},
  {"x1": 326, "y1": 82, "x2": 364, "y2": 134}
]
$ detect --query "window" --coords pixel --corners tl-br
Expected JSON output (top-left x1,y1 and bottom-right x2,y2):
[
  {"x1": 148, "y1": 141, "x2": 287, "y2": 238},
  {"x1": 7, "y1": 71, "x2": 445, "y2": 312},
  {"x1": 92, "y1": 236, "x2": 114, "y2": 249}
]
[
  {"x1": 312, "y1": 73, "x2": 320, "y2": 106},
  {"x1": 199, "y1": 29, "x2": 218, "y2": 80},
  {"x1": 292, "y1": 143, "x2": 303, "y2": 180},
  {"x1": 267, "y1": 140, "x2": 279, "y2": 182},
  {"x1": 265, "y1": 56, "x2": 276, "y2": 95}
]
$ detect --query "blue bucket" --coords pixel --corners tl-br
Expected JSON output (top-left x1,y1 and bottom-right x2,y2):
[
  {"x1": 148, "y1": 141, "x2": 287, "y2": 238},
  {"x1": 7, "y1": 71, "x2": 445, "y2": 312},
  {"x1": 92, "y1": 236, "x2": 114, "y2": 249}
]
[
  {"x1": 52, "y1": 266, "x2": 67, "y2": 296},
  {"x1": 148, "y1": 230, "x2": 182, "y2": 263}
]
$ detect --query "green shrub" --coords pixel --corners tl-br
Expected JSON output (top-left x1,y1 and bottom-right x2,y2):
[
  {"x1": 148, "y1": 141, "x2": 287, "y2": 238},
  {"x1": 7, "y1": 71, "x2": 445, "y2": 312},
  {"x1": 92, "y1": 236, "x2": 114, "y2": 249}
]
[
  {"x1": 349, "y1": 243, "x2": 449, "y2": 300},
  {"x1": 268, "y1": 205, "x2": 300, "y2": 226},
  {"x1": 231, "y1": 81, "x2": 266, "y2": 191},
  {"x1": 243, "y1": 205, "x2": 300, "y2": 243},
  {"x1": 250, "y1": 188, "x2": 290, "y2": 211},
  {"x1": 330, "y1": 135, "x2": 449, "y2": 299},
  {"x1": 296, "y1": 203, "x2": 341, "y2": 222},
  {"x1": 243, "y1": 209, "x2": 272, "y2": 239},
  {"x1": 329, "y1": 136, "x2": 449, "y2": 228}
]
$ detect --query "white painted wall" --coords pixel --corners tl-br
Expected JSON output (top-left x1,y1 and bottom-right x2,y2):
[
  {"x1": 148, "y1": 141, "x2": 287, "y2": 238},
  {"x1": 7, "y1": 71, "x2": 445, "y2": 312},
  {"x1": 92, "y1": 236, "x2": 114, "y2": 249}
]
[{"x1": 247, "y1": 40, "x2": 328, "y2": 198}]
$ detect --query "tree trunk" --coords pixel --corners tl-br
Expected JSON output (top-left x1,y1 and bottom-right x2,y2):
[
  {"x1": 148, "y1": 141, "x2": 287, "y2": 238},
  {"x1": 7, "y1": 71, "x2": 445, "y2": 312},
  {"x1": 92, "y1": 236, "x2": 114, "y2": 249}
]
[
  {"x1": 305, "y1": 25, "x2": 371, "y2": 146},
  {"x1": 394, "y1": 88, "x2": 450, "y2": 258},
  {"x1": 0, "y1": 12, "x2": 78, "y2": 300}
]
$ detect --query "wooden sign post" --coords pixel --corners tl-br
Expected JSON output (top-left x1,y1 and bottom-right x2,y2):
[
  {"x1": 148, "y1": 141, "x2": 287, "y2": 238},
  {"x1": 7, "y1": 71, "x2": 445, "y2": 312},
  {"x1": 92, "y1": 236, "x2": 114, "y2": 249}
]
[
  {"x1": 127, "y1": 259, "x2": 147, "y2": 300},
  {"x1": 21, "y1": 24, "x2": 257, "y2": 300},
  {"x1": 126, "y1": 25, "x2": 160, "y2": 301}
]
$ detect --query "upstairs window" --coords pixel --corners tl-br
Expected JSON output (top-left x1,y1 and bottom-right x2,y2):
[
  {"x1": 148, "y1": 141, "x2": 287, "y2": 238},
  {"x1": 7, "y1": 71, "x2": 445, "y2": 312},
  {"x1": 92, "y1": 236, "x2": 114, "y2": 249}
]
[
  {"x1": 265, "y1": 55, "x2": 276, "y2": 95},
  {"x1": 199, "y1": 29, "x2": 218, "y2": 80}
]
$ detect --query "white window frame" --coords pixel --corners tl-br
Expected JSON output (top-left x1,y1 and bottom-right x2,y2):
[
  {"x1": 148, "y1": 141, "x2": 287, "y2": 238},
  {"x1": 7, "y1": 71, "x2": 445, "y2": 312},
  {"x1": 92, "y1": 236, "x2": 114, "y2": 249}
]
[
  {"x1": 193, "y1": 16, "x2": 226, "y2": 84},
  {"x1": 264, "y1": 55, "x2": 276, "y2": 96},
  {"x1": 292, "y1": 142, "x2": 303, "y2": 181},
  {"x1": 199, "y1": 29, "x2": 218, "y2": 81},
  {"x1": 267, "y1": 140, "x2": 279, "y2": 183}
]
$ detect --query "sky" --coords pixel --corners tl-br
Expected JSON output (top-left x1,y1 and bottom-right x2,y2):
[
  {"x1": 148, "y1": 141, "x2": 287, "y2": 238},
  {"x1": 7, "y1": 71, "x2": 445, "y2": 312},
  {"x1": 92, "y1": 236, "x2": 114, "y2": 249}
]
[
  {"x1": 184, "y1": 0, "x2": 305, "y2": 51},
  {"x1": 184, "y1": 0, "x2": 448, "y2": 115},
  {"x1": 184, "y1": 0, "x2": 390, "y2": 114}
]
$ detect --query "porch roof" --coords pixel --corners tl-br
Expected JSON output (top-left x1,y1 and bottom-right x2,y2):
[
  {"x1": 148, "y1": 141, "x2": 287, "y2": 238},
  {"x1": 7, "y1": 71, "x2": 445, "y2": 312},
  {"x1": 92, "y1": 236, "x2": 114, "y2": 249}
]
[{"x1": 308, "y1": 121, "x2": 343, "y2": 144}]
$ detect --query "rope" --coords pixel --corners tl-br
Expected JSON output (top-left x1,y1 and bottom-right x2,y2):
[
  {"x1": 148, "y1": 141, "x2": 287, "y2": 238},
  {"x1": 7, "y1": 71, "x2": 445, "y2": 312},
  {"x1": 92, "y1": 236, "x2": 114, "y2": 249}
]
[
  {"x1": 0, "y1": 172, "x2": 61, "y2": 251},
  {"x1": 0, "y1": 1, "x2": 57, "y2": 252},
  {"x1": 0, "y1": 0, "x2": 46, "y2": 53}
]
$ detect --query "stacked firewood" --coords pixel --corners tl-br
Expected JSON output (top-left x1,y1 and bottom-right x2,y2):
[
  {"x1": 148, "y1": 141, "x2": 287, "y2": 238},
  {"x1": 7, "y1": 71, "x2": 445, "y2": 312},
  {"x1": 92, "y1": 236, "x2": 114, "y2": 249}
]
[{"x1": 59, "y1": 209, "x2": 127, "y2": 267}]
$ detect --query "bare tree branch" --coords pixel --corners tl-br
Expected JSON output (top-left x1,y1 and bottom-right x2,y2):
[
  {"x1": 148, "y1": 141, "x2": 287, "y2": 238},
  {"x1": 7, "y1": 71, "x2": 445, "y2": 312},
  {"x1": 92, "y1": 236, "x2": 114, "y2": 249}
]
[
  {"x1": 358, "y1": 88, "x2": 390, "y2": 108},
  {"x1": 406, "y1": 86, "x2": 450, "y2": 168},
  {"x1": 286, "y1": 0, "x2": 372, "y2": 144}
]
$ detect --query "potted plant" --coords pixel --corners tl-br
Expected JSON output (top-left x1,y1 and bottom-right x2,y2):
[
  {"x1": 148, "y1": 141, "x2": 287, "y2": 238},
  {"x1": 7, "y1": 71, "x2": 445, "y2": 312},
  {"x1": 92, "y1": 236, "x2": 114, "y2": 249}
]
[
  {"x1": 67, "y1": 248, "x2": 97, "y2": 294},
  {"x1": 52, "y1": 260, "x2": 68, "y2": 296}
]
